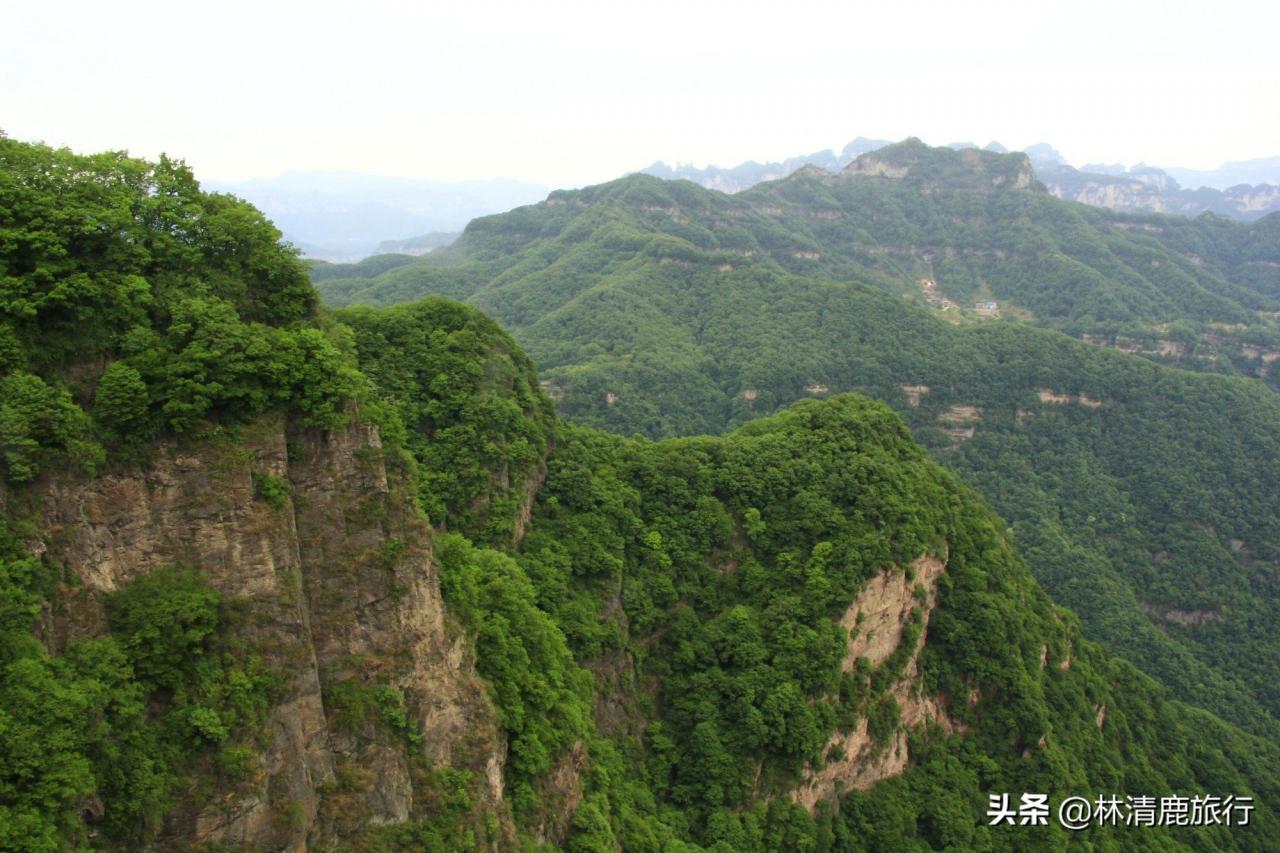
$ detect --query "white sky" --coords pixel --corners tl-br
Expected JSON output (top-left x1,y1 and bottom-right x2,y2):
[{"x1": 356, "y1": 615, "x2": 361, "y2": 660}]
[{"x1": 3, "y1": 0, "x2": 1277, "y2": 187}]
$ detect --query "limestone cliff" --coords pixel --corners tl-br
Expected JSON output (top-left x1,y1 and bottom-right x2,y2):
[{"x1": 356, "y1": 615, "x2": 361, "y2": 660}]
[
  {"x1": 26, "y1": 413, "x2": 513, "y2": 850},
  {"x1": 792, "y1": 554, "x2": 967, "y2": 811},
  {"x1": 1039, "y1": 164, "x2": 1280, "y2": 220}
]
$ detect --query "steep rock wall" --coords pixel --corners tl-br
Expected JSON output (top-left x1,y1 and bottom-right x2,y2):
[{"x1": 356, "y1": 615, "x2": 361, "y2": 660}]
[
  {"x1": 29, "y1": 414, "x2": 511, "y2": 850},
  {"x1": 792, "y1": 554, "x2": 966, "y2": 811}
]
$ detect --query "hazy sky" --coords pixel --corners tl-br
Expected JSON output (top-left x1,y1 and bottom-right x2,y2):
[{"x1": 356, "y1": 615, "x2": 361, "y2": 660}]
[{"x1": 3, "y1": 0, "x2": 1277, "y2": 187}]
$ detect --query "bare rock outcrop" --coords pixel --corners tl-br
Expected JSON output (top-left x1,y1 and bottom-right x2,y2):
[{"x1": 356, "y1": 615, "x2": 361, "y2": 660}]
[
  {"x1": 31, "y1": 413, "x2": 513, "y2": 850},
  {"x1": 792, "y1": 554, "x2": 967, "y2": 812}
]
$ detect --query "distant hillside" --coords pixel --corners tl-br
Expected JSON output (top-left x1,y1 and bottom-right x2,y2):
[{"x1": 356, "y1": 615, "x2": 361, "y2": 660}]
[
  {"x1": 207, "y1": 172, "x2": 547, "y2": 261},
  {"x1": 375, "y1": 230, "x2": 460, "y2": 256},
  {"x1": 312, "y1": 142, "x2": 1280, "y2": 744},
  {"x1": 209, "y1": 145, "x2": 1280, "y2": 265},
  {"x1": 321, "y1": 141, "x2": 1280, "y2": 384},
  {"x1": 1027, "y1": 148, "x2": 1280, "y2": 221},
  {"x1": 1165, "y1": 156, "x2": 1280, "y2": 191},
  {"x1": 642, "y1": 138, "x2": 1280, "y2": 221},
  {"x1": 641, "y1": 137, "x2": 889, "y2": 192}
]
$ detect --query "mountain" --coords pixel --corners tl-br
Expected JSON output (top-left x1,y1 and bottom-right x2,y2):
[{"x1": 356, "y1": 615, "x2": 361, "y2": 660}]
[
  {"x1": 1164, "y1": 156, "x2": 1280, "y2": 192},
  {"x1": 374, "y1": 230, "x2": 460, "y2": 256},
  {"x1": 1026, "y1": 150, "x2": 1280, "y2": 221},
  {"x1": 642, "y1": 138, "x2": 1280, "y2": 221},
  {"x1": 206, "y1": 172, "x2": 548, "y2": 261},
  {"x1": 312, "y1": 141, "x2": 1280, "y2": 749},
  {"x1": 211, "y1": 144, "x2": 1280, "y2": 266},
  {"x1": 641, "y1": 137, "x2": 890, "y2": 193},
  {"x1": 327, "y1": 140, "x2": 1280, "y2": 379},
  {"x1": 733, "y1": 143, "x2": 1280, "y2": 343},
  {"x1": 6, "y1": 137, "x2": 1280, "y2": 850}
]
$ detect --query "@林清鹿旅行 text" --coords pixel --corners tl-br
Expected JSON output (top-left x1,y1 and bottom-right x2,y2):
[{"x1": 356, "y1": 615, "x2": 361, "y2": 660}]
[{"x1": 985, "y1": 794, "x2": 1254, "y2": 829}]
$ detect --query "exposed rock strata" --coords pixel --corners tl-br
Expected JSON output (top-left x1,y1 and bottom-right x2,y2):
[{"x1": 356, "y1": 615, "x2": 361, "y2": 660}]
[
  {"x1": 30, "y1": 414, "x2": 512, "y2": 850},
  {"x1": 792, "y1": 554, "x2": 967, "y2": 811}
]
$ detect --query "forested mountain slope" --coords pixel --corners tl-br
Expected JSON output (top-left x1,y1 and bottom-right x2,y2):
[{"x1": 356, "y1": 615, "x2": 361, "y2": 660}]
[
  {"x1": 311, "y1": 144, "x2": 1280, "y2": 746},
  {"x1": 343, "y1": 299, "x2": 1280, "y2": 852},
  {"x1": 4, "y1": 136, "x2": 1280, "y2": 850},
  {"x1": 321, "y1": 140, "x2": 1280, "y2": 388},
  {"x1": 0, "y1": 136, "x2": 517, "y2": 850}
]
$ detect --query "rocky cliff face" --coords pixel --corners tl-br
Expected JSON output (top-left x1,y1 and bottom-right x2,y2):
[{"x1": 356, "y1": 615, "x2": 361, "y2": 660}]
[
  {"x1": 1039, "y1": 164, "x2": 1280, "y2": 220},
  {"x1": 791, "y1": 554, "x2": 966, "y2": 811},
  {"x1": 28, "y1": 413, "x2": 512, "y2": 850}
]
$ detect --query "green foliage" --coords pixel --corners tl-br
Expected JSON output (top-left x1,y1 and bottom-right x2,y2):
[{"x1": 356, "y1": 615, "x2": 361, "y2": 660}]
[
  {"x1": 506, "y1": 401, "x2": 1280, "y2": 849},
  {"x1": 105, "y1": 568, "x2": 220, "y2": 692},
  {"x1": 134, "y1": 297, "x2": 362, "y2": 433},
  {"x1": 309, "y1": 154, "x2": 1280, "y2": 743},
  {"x1": 565, "y1": 793, "x2": 617, "y2": 852},
  {"x1": 367, "y1": 768, "x2": 488, "y2": 852},
  {"x1": 0, "y1": 371, "x2": 102, "y2": 481},
  {"x1": 337, "y1": 298, "x2": 555, "y2": 542},
  {"x1": 93, "y1": 361, "x2": 150, "y2": 437},
  {"x1": 254, "y1": 471, "x2": 290, "y2": 509},
  {"x1": 434, "y1": 532, "x2": 592, "y2": 820},
  {"x1": 511, "y1": 402, "x2": 944, "y2": 823},
  {"x1": 359, "y1": 327, "x2": 1280, "y2": 849},
  {"x1": 865, "y1": 696, "x2": 900, "y2": 750},
  {"x1": 215, "y1": 745, "x2": 258, "y2": 782},
  {"x1": 0, "y1": 136, "x2": 364, "y2": 482},
  {"x1": 324, "y1": 678, "x2": 421, "y2": 749},
  {"x1": 0, "y1": 640, "x2": 159, "y2": 851},
  {"x1": 0, "y1": 542, "x2": 276, "y2": 848}
]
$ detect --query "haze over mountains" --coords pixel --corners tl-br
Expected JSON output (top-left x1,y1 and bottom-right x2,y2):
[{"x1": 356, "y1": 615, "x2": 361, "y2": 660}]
[
  {"x1": 205, "y1": 171, "x2": 547, "y2": 261},
  {"x1": 643, "y1": 138, "x2": 1280, "y2": 221},
  {"x1": 215, "y1": 138, "x2": 1280, "y2": 264}
]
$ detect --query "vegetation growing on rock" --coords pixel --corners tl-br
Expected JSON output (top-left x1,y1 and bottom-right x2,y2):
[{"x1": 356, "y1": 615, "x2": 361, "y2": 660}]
[{"x1": 3, "y1": 137, "x2": 1279, "y2": 850}]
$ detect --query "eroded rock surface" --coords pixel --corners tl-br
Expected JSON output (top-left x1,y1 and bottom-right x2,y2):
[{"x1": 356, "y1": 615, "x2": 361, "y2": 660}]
[
  {"x1": 32, "y1": 414, "x2": 512, "y2": 850},
  {"x1": 793, "y1": 554, "x2": 967, "y2": 812}
]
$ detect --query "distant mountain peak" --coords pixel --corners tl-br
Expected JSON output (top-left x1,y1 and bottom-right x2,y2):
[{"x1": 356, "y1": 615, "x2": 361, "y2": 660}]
[
  {"x1": 842, "y1": 138, "x2": 1042, "y2": 192},
  {"x1": 640, "y1": 138, "x2": 1280, "y2": 220},
  {"x1": 791, "y1": 163, "x2": 834, "y2": 180},
  {"x1": 1024, "y1": 143, "x2": 1067, "y2": 166}
]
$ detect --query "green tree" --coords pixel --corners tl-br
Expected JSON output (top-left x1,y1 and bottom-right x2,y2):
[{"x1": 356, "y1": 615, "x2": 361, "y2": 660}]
[{"x1": 94, "y1": 361, "x2": 151, "y2": 437}]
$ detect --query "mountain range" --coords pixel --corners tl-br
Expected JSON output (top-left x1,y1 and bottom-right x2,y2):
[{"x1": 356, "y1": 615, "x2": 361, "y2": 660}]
[
  {"x1": 315, "y1": 141, "x2": 1280, "y2": 753},
  {"x1": 643, "y1": 139, "x2": 1280, "y2": 221},
  {"x1": 210, "y1": 140, "x2": 1280, "y2": 266},
  {"x1": 5, "y1": 134, "x2": 1280, "y2": 850}
]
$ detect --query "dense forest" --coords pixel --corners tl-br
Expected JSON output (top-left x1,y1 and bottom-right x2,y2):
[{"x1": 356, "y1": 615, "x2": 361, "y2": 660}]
[
  {"x1": 310, "y1": 143, "x2": 1280, "y2": 749},
  {"x1": 0, "y1": 136, "x2": 362, "y2": 847},
  {"x1": 356, "y1": 305, "x2": 1280, "y2": 851},
  {"x1": 3, "y1": 137, "x2": 1280, "y2": 849}
]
